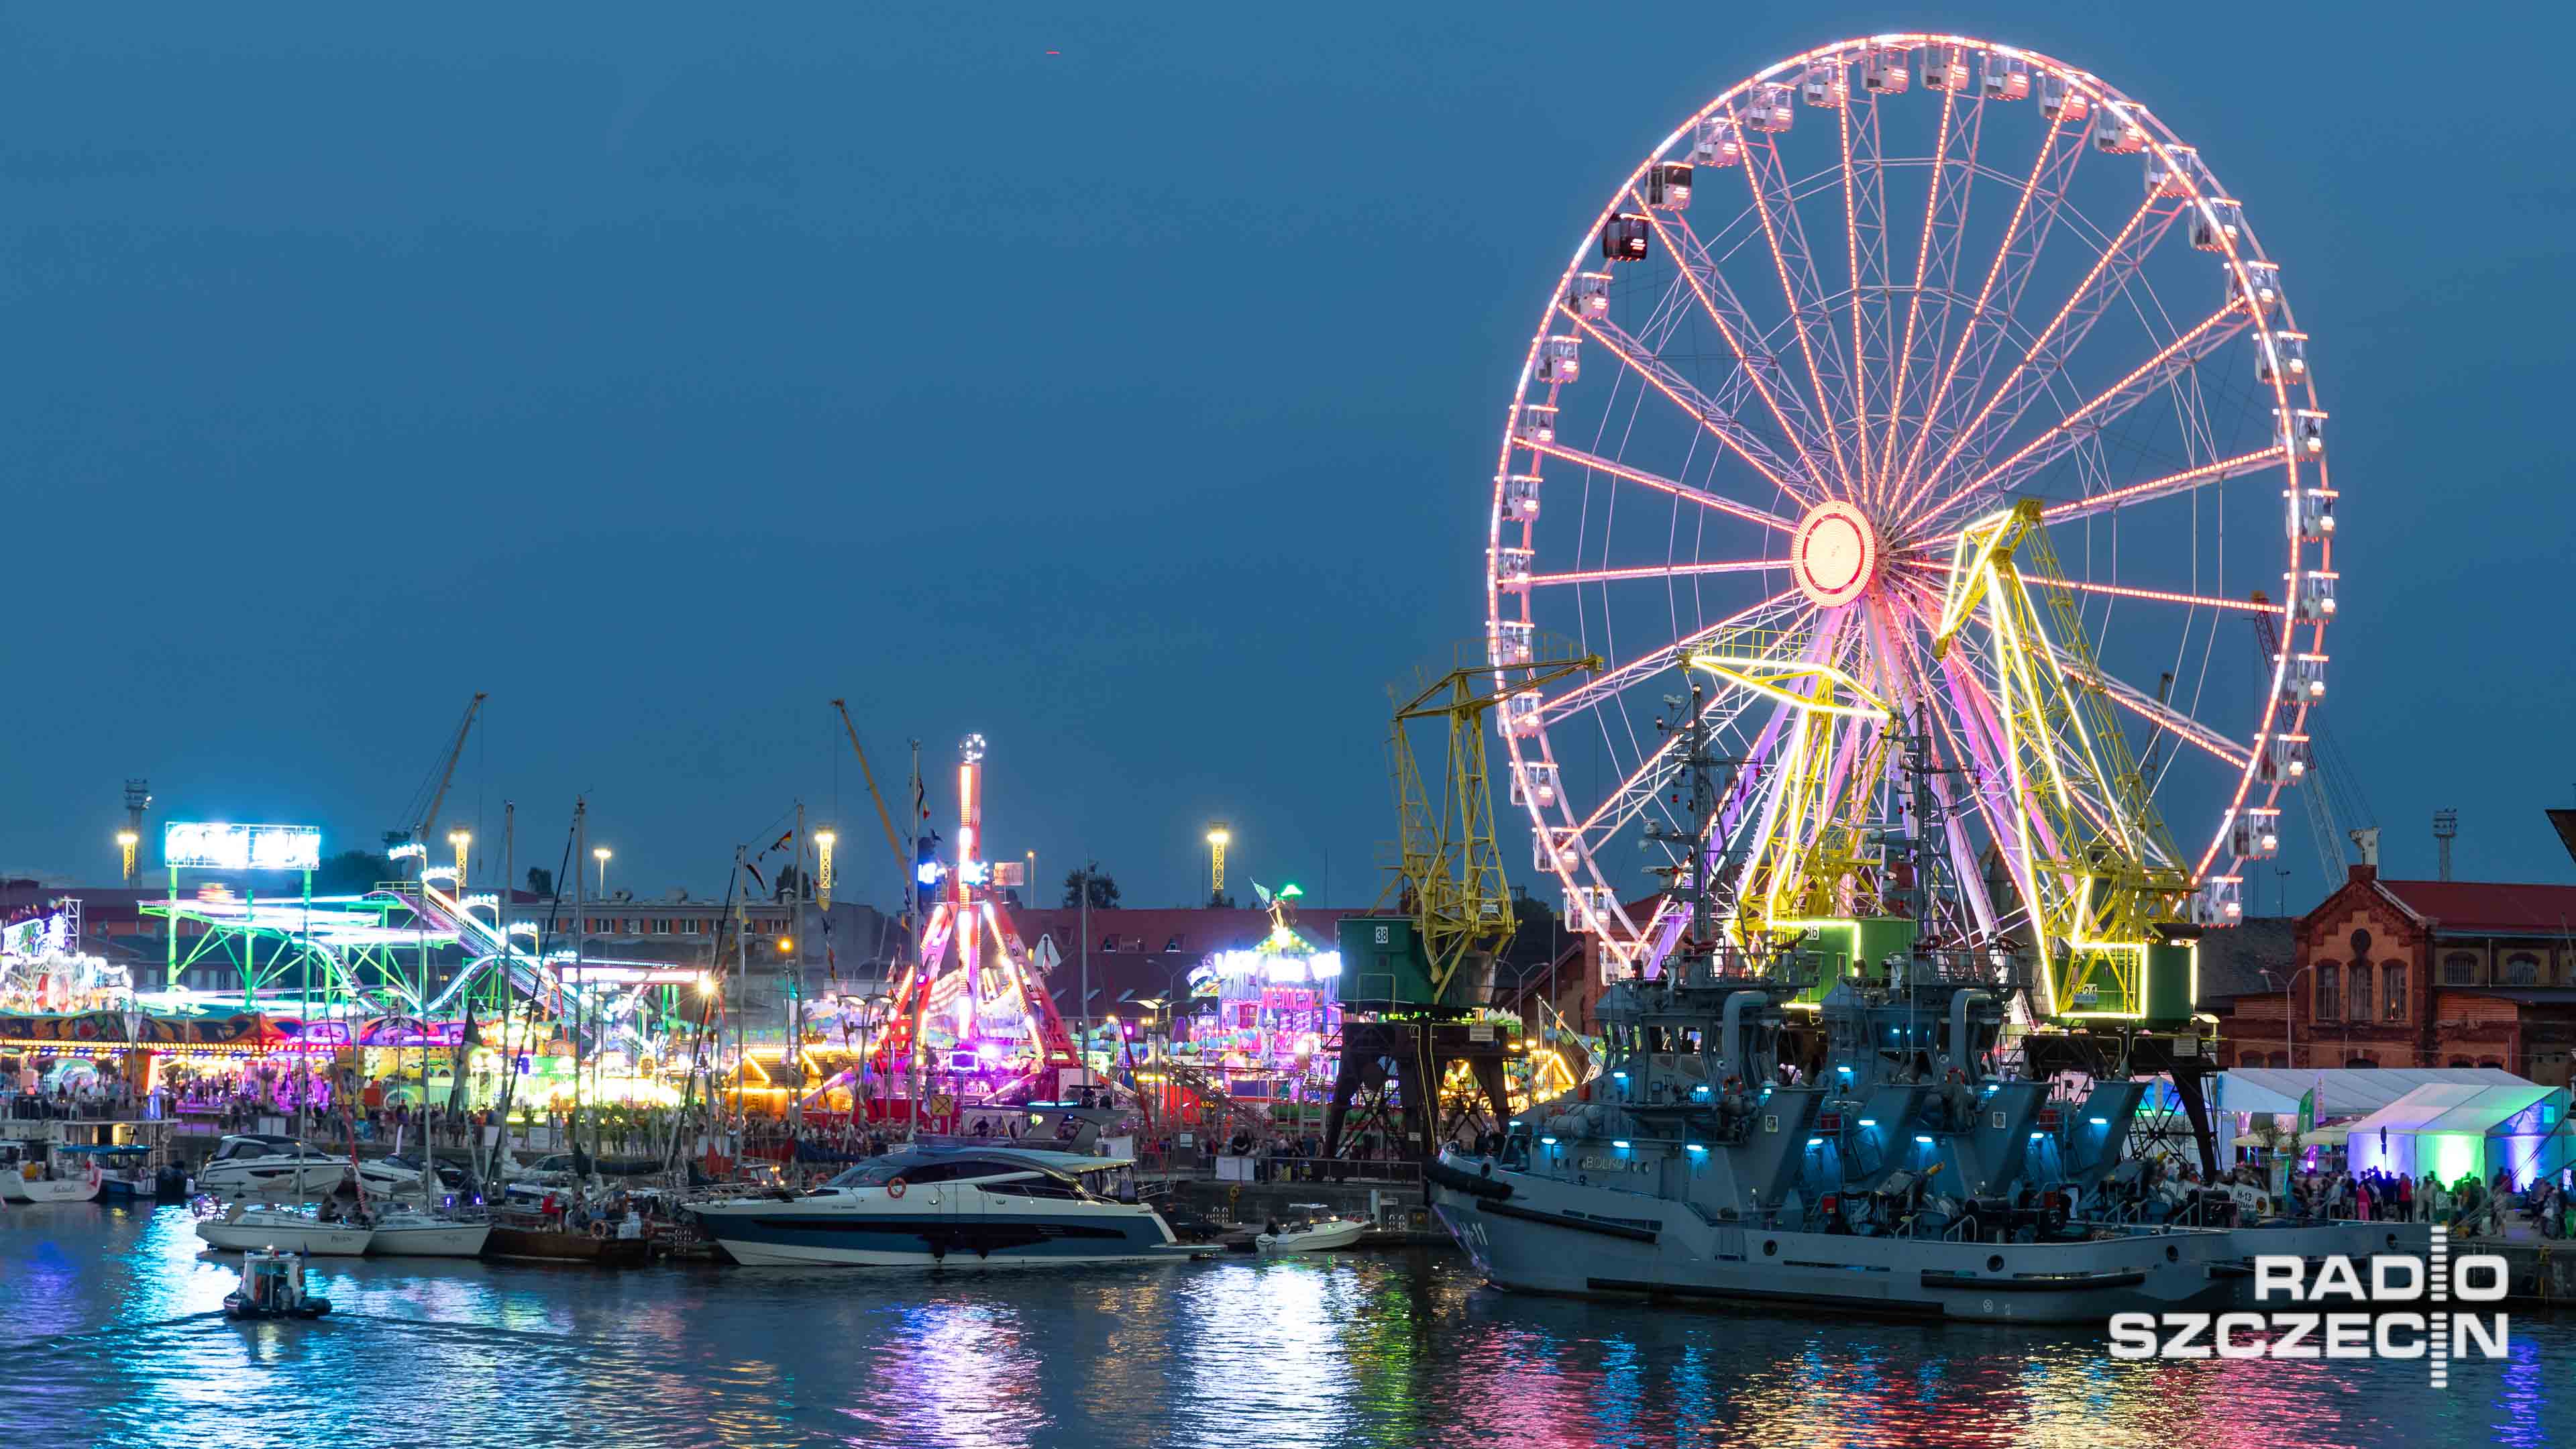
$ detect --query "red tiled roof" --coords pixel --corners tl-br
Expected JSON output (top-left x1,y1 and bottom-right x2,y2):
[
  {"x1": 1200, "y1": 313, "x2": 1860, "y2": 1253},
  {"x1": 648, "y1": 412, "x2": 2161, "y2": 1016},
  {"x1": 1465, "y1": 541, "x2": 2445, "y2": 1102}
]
[
  {"x1": 1008, "y1": 904, "x2": 1371, "y2": 958},
  {"x1": 2373, "y1": 879, "x2": 2576, "y2": 937},
  {"x1": 1006, "y1": 905, "x2": 1377, "y2": 1019}
]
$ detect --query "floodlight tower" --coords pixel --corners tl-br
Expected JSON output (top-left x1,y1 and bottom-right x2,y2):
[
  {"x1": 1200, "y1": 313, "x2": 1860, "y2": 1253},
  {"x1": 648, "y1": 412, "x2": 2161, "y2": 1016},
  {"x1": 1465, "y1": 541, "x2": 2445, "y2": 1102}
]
[
  {"x1": 2433, "y1": 808, "x2": 2458, "y2": 882},
  {"x1": 1206, "y1": 822, "x2": 1231, "y2": 903},
  {"x1": 816, "y1": 829, "x2": 837, "y2": 909},
  {"x1": 121, "y1": 780, "x2": 151, "y2": 885}
]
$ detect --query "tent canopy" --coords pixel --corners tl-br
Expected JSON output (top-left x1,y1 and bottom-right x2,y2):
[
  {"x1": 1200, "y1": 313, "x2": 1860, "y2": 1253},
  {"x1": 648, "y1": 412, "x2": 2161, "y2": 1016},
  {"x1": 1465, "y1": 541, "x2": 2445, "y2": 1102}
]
[
  {"x1": 2343, "y1": 1083, "x2": 2556, "y2": 1139},
  {"x1": 2230, "y1": 1125, "x2": 2349, "y2": 1150},
  {"x1": 2213, "y1": 1067, "x2": 2530, "y2": 1119}
]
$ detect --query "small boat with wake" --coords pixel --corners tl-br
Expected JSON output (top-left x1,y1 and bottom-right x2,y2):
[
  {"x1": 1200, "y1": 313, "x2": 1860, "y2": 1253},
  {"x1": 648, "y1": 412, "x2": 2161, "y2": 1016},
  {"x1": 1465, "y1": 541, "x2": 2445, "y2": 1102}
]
[{"x1": 223, "y1": 1248, "x2": 333, "y2": 1321}]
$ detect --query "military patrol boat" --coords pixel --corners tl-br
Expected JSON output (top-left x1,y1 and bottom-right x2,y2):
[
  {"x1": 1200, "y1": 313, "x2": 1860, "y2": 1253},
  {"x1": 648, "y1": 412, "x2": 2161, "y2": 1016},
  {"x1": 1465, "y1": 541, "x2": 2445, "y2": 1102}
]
[{"x1": 1427, "y1": 694, "x2": 2416, "y2": 1322}]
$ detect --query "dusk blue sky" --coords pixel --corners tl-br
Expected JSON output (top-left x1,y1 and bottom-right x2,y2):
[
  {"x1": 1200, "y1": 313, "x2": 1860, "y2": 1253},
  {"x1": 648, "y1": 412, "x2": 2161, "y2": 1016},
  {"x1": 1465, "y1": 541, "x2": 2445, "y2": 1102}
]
[{"x1": 3, "y1": 5, "x2": 2571, "y2": 912}]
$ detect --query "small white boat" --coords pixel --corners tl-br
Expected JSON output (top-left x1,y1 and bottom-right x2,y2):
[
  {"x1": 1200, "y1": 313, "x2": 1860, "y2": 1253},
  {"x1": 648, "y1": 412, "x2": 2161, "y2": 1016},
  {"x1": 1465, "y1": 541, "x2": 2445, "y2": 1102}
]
[
  {"x1": 195, "y1": 1200, "x2": 374, "y2": 1256},
  {"x1": 1254, "y1": 1213, "x2": 1367, "y2": 1254},
  {"x1": 364, "y1": 1205, "x2": 491, "y2": 1258},
  {"x1": 0, "y1": 1142, "x2": 102, "y2": 1203}
]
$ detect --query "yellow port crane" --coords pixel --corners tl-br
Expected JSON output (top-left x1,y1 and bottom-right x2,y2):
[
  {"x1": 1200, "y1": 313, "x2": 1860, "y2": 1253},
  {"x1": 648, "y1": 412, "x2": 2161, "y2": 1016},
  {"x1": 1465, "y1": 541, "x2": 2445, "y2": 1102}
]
[
  {"x1": 1387, "y1": 639, "x2": 1599, "y2": 1003},
  {"x1": 1929, "y1": 500, "x2": 2196, "y2": 1023}
]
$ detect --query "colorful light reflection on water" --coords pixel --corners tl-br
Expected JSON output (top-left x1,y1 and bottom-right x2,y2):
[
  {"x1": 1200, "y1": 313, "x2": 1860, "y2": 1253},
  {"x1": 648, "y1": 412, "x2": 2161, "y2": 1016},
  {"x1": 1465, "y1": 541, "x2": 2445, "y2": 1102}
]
[{"x1": 0, "y1": 1203, "x2": 2563, "y2": 1447}]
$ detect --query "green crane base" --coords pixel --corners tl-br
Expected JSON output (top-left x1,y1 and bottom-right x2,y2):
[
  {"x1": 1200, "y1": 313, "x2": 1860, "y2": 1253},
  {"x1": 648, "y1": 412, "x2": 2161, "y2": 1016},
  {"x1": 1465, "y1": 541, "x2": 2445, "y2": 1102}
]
[{"x1": 1336, "y1": 916, "x2": 1479, "y2": 1011}]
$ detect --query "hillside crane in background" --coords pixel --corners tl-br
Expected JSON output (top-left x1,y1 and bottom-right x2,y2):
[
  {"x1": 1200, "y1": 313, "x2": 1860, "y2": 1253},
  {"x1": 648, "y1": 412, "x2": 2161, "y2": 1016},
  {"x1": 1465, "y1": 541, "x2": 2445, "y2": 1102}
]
[
  {"x1": 829, "y1": 699, "x2": 910, "y2": 887},
  {"x1": 390, "y1": 692, "x2": 486, "y2": 865}
]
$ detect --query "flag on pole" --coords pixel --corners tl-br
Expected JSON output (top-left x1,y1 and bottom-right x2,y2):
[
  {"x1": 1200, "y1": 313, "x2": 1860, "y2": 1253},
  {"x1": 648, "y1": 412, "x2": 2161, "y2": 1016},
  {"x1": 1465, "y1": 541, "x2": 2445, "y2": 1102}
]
[
  {"x1": 2297, "y1": 1087, "x2": 2316, "y2": 1137},
  {"x1": 743, "y1": 858, "x2": 768, "y2": 895}
]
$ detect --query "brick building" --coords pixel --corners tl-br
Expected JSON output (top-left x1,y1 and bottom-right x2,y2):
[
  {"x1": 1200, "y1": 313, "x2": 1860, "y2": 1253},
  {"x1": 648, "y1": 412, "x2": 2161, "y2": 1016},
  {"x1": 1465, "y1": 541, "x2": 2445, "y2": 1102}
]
[{"x1": 2222, "y1": 866, "x2": 2576, "y2": 1083}]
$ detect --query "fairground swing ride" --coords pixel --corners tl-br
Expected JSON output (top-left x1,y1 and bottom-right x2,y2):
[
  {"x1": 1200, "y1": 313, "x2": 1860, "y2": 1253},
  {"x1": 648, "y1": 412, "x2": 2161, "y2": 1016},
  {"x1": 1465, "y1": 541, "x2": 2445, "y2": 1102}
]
[
  {"x1": 864, "y1": 734, "x2": 1082, "y2": 1126},
  {"x1": 1489, "y1": 33, "x2": 2335, "y2": 1099}
]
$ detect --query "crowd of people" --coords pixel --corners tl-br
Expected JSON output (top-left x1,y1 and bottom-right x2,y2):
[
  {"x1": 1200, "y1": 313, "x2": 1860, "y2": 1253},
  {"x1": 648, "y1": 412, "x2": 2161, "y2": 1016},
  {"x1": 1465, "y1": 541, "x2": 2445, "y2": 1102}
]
[{"x1": 2180, "y1": 1158, "x2": 2576, "y2": 1238}]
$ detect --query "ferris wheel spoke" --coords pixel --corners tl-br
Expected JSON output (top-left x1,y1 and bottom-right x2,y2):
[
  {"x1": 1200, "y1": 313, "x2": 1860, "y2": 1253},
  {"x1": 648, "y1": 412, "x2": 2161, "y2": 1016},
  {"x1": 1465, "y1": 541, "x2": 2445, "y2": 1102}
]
[
  {"x1": 1527, "y1": 559, "x2": 1788, "y2": 588},
  {"x1": 2071, "y1": 663, "x2": 2255, "y2": 771},
  {"x1": 1522, "y1": 437, "x2": 1801, "y2": 535},
  {"x1": 1896, "y1": 557, "x2": 2276, "y2": 616},
  {"x1": 1545, "y1": 324, "x2": 1813, "y2": 517},
  {"x1": 1539, "y1": 588, "x2": 1806, "y2": 727},
  {"x1": 1913, "y1": 189, "x2": 2183, "y2": 511},
  {"x1": 2023, "y1": 445, "x2": 2288, "y2": 529},
  {"x1": 1647, "y1": 205, "x2": 1839, "y2": 486},
  {"x1": 1896, "y1": 107, "x2": 2086, "y2": 492},
  {"x1": 1840, "y1": 93, "x2": 1888, "y2": 499},
  {"x1": 1902, "y1": 301, "x2": 2253, "y2": 527},
  {"x1": 1873, "y1": 85, "x2": 1979, "y2": 511},
  {"x1": 1737, "y1": 127, "x2": 1860, "y2": 496},
  {"x1": 1568, "y1": 680, "x2": 1780, "y2": 846}
]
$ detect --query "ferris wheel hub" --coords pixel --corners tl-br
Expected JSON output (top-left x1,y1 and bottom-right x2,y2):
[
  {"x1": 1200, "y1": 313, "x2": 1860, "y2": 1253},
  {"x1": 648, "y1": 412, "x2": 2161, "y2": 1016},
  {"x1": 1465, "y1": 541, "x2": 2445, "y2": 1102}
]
[{"x1": 1790, "y1": 500, "x2": 1881, "y2": 608}]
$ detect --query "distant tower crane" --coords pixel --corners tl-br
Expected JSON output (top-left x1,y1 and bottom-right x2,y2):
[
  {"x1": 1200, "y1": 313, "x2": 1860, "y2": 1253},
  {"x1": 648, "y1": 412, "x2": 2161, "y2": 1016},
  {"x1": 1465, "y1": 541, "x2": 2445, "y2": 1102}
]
[{"x1": 391, "y1": 692, "x2": 486, "y2": 859}]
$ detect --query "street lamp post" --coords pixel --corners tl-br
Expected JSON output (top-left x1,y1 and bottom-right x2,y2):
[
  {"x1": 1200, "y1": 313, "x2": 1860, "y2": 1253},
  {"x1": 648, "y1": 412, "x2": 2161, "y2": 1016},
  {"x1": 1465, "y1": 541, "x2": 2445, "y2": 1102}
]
[
  {"x1": 593, "y1": 846, "x2": 612, "y2": 900},
  {"x1": 2257, "y1": 963, "x2": 2319, "y2": 1192},
  {"x1": 2258, "y1": 965, "x2": 2318, "y2": 1071}
]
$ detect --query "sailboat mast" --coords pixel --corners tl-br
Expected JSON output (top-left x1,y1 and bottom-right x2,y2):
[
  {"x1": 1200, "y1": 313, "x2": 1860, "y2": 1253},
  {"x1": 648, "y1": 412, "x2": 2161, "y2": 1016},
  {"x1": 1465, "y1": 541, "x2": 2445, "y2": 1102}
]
[{"x1": 573, "y1": 796, "x2": 588, "y2": 1192}]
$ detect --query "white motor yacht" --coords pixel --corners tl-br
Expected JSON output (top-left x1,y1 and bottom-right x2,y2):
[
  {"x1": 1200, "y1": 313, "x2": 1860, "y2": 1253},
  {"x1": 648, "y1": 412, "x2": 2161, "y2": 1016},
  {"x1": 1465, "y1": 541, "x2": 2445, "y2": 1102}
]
[
  {"x1": 690, "y1": 1146, "x2": 1210, "y2": 1268},
  {"x1": 193, "y1": 1134, "x2": 420, "y2": 1199},
  {"x1": 194, "y1": 1199, "x2": 374, "y2": 1256},
  {"x1": 364, "y1": 1204, "x2": 491, "y2": 1257}
]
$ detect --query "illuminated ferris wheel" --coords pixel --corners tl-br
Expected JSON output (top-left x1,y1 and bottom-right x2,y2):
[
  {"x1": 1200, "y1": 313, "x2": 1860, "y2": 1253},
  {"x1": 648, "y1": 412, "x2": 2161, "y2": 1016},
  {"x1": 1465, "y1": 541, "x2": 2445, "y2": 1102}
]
[{"x1": 1489, "y1": 34, "x2": 2335, "y2": 1014}]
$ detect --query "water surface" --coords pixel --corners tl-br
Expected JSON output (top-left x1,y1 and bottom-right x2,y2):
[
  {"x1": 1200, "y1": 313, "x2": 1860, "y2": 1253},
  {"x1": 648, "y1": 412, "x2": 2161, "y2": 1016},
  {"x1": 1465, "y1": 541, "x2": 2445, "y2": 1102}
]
[{"x1": 2, "y1": 1202, "x2": 2560, "y2": 1447}]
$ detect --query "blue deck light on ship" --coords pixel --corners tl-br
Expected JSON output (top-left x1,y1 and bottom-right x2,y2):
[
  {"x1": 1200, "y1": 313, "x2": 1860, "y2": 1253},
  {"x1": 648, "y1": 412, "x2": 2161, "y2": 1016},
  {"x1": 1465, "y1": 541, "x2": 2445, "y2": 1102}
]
[
  {"x1": 1612, "y1": 1140, "x2": 1631, "y2": 1149},
  {"x1": 1540, "y1": 1136, "x2": 1558, "y2": 1146},
  {"x1": 1805, "y1": 1138, "x2": 1824, "y2": 1147},
  {"x1": 1913, "y1": 1135, "x2": 1934, "y2": 1145},
  {"x1": 2029, "y1": 1131, "x2": 2046, "y2": 1140},
  {"x1": 1858, "y1": 1118, "x2": 1877, "y2": 1127},
  {"x1": 1685, "y1": 1144, "x2": 1707, "y2": 1155},
  {"x1": 2089, "y1": 1117, "x2": 2108, "y2": 1126}
]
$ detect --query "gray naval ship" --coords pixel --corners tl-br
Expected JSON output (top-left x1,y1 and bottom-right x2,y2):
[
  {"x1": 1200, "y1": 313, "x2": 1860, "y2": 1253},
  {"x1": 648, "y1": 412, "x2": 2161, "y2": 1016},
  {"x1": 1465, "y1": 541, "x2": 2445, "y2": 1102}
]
[
  {"x1": 1424, "y1": 704, "x2": 2420, "y2": 1323},
  {"x1": 1426, "y1": 948, "x2": 2417, "y2": 1322}
]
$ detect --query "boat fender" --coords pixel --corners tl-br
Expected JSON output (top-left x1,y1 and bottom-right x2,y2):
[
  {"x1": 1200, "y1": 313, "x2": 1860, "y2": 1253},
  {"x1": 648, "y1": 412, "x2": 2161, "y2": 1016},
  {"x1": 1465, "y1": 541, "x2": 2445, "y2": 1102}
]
[
  {"x1": 886, "y1": 1177, "x2": 907, "y2": 1199},
  {"x1": 590, "y1": 1220, "x2": 609, "y2": 1240}
]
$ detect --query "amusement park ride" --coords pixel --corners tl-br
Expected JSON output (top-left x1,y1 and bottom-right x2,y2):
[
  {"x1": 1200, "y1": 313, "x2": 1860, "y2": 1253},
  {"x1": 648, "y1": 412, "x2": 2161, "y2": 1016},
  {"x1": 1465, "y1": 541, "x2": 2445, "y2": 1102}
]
[
  {"x1": 863, "y1": 734, "x2": 1081, "y2": 1122},
  {"x1": 1477, "y1": 31, "x2": 2337, "y2": 1099}
]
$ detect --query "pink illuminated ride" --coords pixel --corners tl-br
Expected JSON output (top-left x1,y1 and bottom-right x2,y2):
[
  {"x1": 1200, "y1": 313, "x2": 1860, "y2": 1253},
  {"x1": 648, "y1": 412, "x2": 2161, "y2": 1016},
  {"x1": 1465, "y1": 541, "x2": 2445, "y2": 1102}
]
[
  {"x1": 1489, "y1": 35, "x2": 2332, "y2": 1028},
  {"x1": 871, "y1": 735, "x2": 1081, "y2": 1122}
]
